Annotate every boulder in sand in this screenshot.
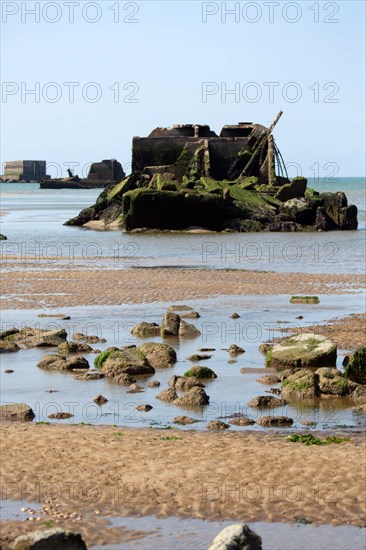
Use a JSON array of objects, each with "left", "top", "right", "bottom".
[
  {"left": 0, "top": 403, "right": 35, "bottom": 422},
  {"left": 208, "top": 523, "right": 262, "bottom": 550}
]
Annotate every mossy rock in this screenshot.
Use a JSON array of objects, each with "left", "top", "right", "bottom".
[
  {"left": 131, "top": 322, "right": 161, "bottom": 338},
  {"left": 184, "top": 366, "right": 217, "bottom": 379},
  {"left": 316, "top": 367, "right": 357, "bottom": 396},
  {"left": 107, "top": 176, "right": 135, "bottom": 201},
  {"left": 267, "top": 333, "right": 337, "bottom": 371},
  {"left": 290, "top": 296, "right": 320, "bottom": 304},
  {"left": 344, "top": 348, "right": 366, "bottom": 384},
  {"left": 282, "top": 369, "right": 320, "bottom": 400},
  {"left": 137, "top": 342, "right": 177, "bottom": 369},
  {"left": 94, "top": 348, "right": 118, "bottom": 369},
  {"left": 102, "top": 347, "right": 155, "bottom": 377}
]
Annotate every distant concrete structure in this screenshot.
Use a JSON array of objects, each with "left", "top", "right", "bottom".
[
  {"left": 3, "top": 160, "right": 47, "bottom": 182},
  {"left": 87, "top": 159, "right": 124, "bottom": 182}
]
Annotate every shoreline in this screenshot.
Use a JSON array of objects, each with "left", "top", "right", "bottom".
[{"left": 1, "top": 265, "right": 365, "bottom": 310}]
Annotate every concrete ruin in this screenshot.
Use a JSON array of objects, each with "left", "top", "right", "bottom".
[{"left": 65, "top": 116, "right": 358, "bottom": 232}]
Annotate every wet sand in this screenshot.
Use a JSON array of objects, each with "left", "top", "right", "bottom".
[
  {"left": 0, "top": 424, "right": 365, "bottom": 548},
  {"left": 1, "top": 263, "right": 365, "bottom": 309}
]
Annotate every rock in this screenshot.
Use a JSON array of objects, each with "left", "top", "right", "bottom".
[
  {"left": 316, "top": 367, "right": 357, "bottom": 396},
  {"left": 184, "top": 366, "right": 217, "bottom": 379},
  {"left": 282, "top": 369, "right": 320, "bottom": 400},
  {"left": 351, "top": 385, "right": 366, "bottom": 403},
  {"left": 266, "top": 333, "right": 337, "bottom": 371},
  {"left": 352, "top": 403, "right": 366, "bottom": 413},
  {"left": 10, "top": 327, "right": 68, "bottom": 349},
  {"left": 231, "top": 312, "right": 240, "bottom": 319},
  {"left": 37, "top": 354, "right": 90, "bottom": 371},
  {"left": 57, "top": 341, "right": 93, "bottom": 355},
  {"left": 296, "top": 315, "right": 304, "bottom": 320},
  {"left": 136, "top": 404, "right": 153, "bottom": 412},
  {"left": 94, "top": 394, "right": 108, "bottom": 405},
  {"left": 186, "top": 354, "right": 212, "bottom": 362},
  {"left": 101, "top": 348, "right": 155, "bottom": 377},
  {"left": 0, "top": 327, "right": 19, "bottom": 339},
  {"left": 256, "top": 416, "right": 293, "bottom": 427},
  {"left": 290, "top": 296, "right": 320, "bottom": 304},
  {"left": 247, "top": 395, "right": 286, "bottom": 408},
  {"left": 156, "top": 388, "right": 178, "bottom": 402},
  {"left": 147, "top": 380, "right": 161, "bottom": 388},
  {"left": 174, "top": 386, "right": 210, "bottom": 407},
  {"left": 128, "top": 383, "right": 144, "bottom": 392},
  {"left": 342, "top": 355, "right": 350, "bottom": 367},
  {"left": 256, "top": 374, "right": 281, "bottom": 385},
  {"left": 0, "top": 403, "right": 35, "bottom": 422},
  {"left": 113, "top": 373, "right": 137, "bottom": 385},
  {"left": 206, "top": 420, "right": 230, "bottom": 430},
  {"left": 74, "top": 371, "right": 104, "bottom": 381},
  {"left": 161, "top": 312, "right": 180, "bottom": 336},
  {"left": 12, "top": 528, "right": 87, "bottom": 550},
  {"left": 258, "top": 342, "right": 273, "bottom": 355},
  {"left": 208, "top": 523, "right": 262, "bottom": 550},
  {"left": 181, "top": 311, "right": 200, "bottom": 319},
  {"left": 0, "top": 234, "right": 7, "bottom": 240},
  {"left": 168, "top": 305, "right": 193, "bottom": 312},
  {"left": 48, "top": 412, "right": 74, "bottom": 419},
  {"left": 199, "top": 348, "right": 216, "bottom": 352},
  {"left": 228, "top": 360, "right": 236, "bottom": 364},
  {"left": 228, "top": 417, "right": 255, "bottom": 426},
  {"left": 228, "top": 344, "right": 245, "bottom": 355},
  {"left": 4, "top": 369, "right": 14, "bottom": 373},
  {"left": 169, "top": 375, "right": 205, "bottom": 391},
  {"left": 0, "top": 340, "right": 20, "bottom": 353},
  {"left": 138, "top": 342, "right": 177, "bottom": 368},
  {"left": 178, "top": 319, "right": 201, "bottom": 338},
  {"left": 275, "top": 177, "right": 307, "bottom": 202},
  {"left": 173, "top": 416, "right": 199, "bottom": 425},
  {"left": 131, "top": 322, "right": 161, "bottom": 338},
  {"left": 72, "top": 332, "right": 106, "bottom": 344},
  {"left": 300, "top": 420, "right": 317, "bottom": 426},
  {"left": 344, "top": 348, "right": 366, "bottom": 384}
]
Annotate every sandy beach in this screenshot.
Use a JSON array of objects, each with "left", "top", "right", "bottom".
[
  {"left": 0, "top": 423, "right": 365, "bottom": 548},
  {"left": 1, "top": 262, "right": 365, "bottom": 309}
]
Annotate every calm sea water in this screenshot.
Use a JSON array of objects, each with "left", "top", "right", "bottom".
[{"left": 0, "top": 178, "right": 365, "bottom": 274}]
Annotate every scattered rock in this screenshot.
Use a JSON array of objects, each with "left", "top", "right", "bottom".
[
  {"left": 94, "top": 394, "right": 108, "bottom": 405},
  {"left": 0, "top": 327, "right": 19, "bottom": 339},
  {"left": 316, "top": 367, "right": 356, "bottom": 396},
  {"left": 282, "top": 369, "right": 320, "bottom": 400},
  {"left": 72, "top": 332, "right": 106, "bottom": 344},
  {"left": 113, "top": 373, "right": 137, "bottom": 385},
  {"left": 344, "top": 348, "right": 366, "bottom": 384},
  {"left": 128, "top": 383, "right": 144, "bottom": 392},
  {"left": 266, "top": 333, "right": 337, "bottom": 371},
  {"left": 227, "top": 360, "right": 236, "bottom": 364},
  {"left": 37, "top": 355, "right": 90, "bottom": 371},
  {"left": 7, "top": 327, "right": 68, "bottom": 349},
  {"left": 228, "top": 344, "right": 245, "bottom": 355},
  {"left": 181, "top": 311, "right": 200, "bottom": 319},
  {"left": 247, "top": 395, "right": 286, "bottom": 408},
  {"left": 174, "top": 386, "right": 210, "bottom": 407},
  {"left": 57, "top": 341, "right": 93, "bottom": 355},
  {"left": 256, "top": 374, "right": 281, "bottom": 385},
  {"left": 169, "top": 375, "right": 205, "bottom": 391},
  {"left": 352, "top": 404, "right": 366, "bottom": 413},
  {"left": 4, "top": 369, "right": 14, "bottom": 373},
  {"left": 256, "top": 416, "right": 293, "bottom": 427},
  {"left": 290, "top": 296, "right": 320, "bottom": 304},
  {"left": 231, "top": 312, "right": 240, "bottom": 319},
  {"left": 136, "top": 404, "right": 153, "bottom": 412},
  {"left": 161, "top": 312, "right": 180, "bottom": 336},
  {"left": 48, "top": 412, "right": 74, "bottom": 419},
  {"left": 168, "top": 305, "right": 193, "bottom": 312},
  {"left": 100, "top": 348, "right": 155, "bottom": 377},
  {"left": 296, "top": 315, "right": 304, "bottom": 320},
  {"left": 184, "top": 366, "right": 217, "bottom": 379},
  {"left": 131, "top": 322, "right": 161, "bottom": 338},
  {"left": 0, "top": 234, "right": 7, "bottom": 240},
  {"left": 74, "top": 371, "right": 104, "bottom": 381},
  {"left": 186, "top": 354, "right": 212, "bottom": 362},
  {"left": 0, "top": 403, "right": 35, "bottom": 422},
  {"left": 300, "top": 420, "right": 317, "bottom": 426},
  {"left": 258, "top": 342, "right": 273, "bottom": 355},
  {"left": 199, "top": 348, "right": 216, "bottom": 352},
  {"left": 12, "top": 528, "right": 87, "bottom": 550},
  {"left": 206, "top": 420, "right": 230, "bottom": 430},
  {"left": 138, "top": 342, "right": 177, "bottom": 369},
  {"left": 178, "top": 319, "right": 201, "bottom": 338},
  {"left": 0, "top": 340, "right": 20, "bottom": 353},
  {"left": 156, "top": 388, "right": 178, "bottom": 402},
  {"left": 147, "top": 380, "right": 161, "bottom": 388},
  {"left": 208, "top": 523, "right": 262, "bottom": 550},
  {"left": 173, "top": 416, "right": 199, "bottom": 425},
  {"left": 228, "top": 417, "right": 255, "bottom": 426}
]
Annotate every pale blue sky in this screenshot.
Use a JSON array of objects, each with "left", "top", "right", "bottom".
[{"left": 1, "top": 0, "right": 365, "bottom": 177}]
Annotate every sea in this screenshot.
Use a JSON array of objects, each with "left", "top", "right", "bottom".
[{"left": 0, "top": 178, "right": 365, "bottom": 431}]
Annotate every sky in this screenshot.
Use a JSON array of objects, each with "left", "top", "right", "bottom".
[{"left": 1, "top": 0, "right": 365, "bottom": 178}]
